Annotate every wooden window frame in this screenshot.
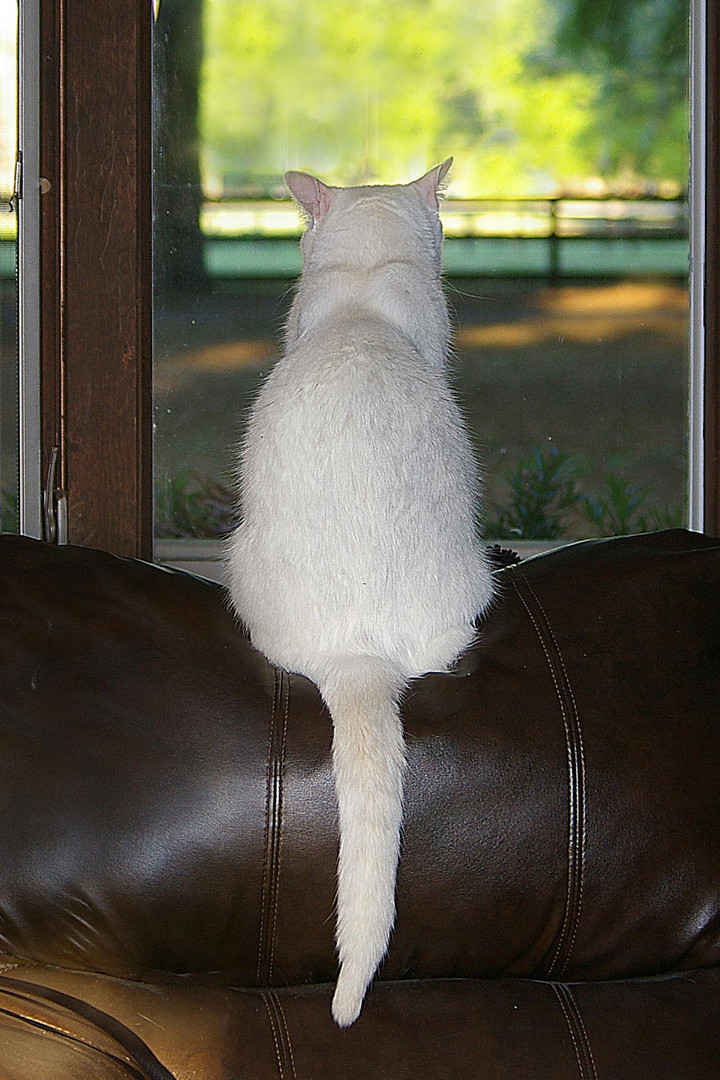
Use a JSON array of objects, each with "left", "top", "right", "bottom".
[
  {"left": 34, "top": 0, "right": 720, "bottom": 559},
  {"left": 39, "top": 0, "right": 152, "bottom": 558}
]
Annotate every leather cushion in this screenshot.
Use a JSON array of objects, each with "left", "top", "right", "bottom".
[
  {"left": 0, "top": 530, "right": 718, "bottom": 988},
  {"left": 3, "top": 964, "right": 720, "bottom": 1080}
]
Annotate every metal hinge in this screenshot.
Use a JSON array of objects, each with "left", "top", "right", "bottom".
[{"left": 43, "top": 447, "right": 68, "bottom": 545}]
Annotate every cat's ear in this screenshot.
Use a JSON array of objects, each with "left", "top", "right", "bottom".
[
  {"left": 285, "top": 171, "right": 334, "bottom": 226},
  {"left": 412, "top": 157, "right": 453, "bottom": 212}
]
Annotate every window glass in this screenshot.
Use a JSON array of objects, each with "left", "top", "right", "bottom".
[
  {"left": 153, "top": 0, "right": 689, "bottom": 551},
  {"left": 0, "top": 0, "right": 18, "bottom": 533}
]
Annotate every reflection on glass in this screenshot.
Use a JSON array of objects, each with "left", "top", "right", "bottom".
[
  {"left": 0, "top": 0, "right": 18, "bottom": 533},
  {"left": 153, "top": 0, "right": 689, "bottom": 546}
]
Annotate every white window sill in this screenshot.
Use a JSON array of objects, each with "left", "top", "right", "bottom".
[{"left": 153, "top": 538, "right": 569, "bottom": 585}]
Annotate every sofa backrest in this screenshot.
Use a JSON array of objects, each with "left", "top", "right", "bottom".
[{"left": 0, "top": 530, "right": 718, "bottom": 990}]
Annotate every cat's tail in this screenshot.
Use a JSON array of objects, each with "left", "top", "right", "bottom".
[{"left": 315, "top": 656, "right": 408, "bottom": 1028}]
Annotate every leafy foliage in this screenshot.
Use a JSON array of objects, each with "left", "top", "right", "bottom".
[
  {"left": 199, "top": 0, "right": 688, "bottom": 196},
  {"left": 486, "top": 446, "right": 581, "bottom": 540},
  {"left": 582, "top": 474, "right": 684, "bottom": 536},
  {"left": 549, "top": 0, "right": 690, "bottom": 184},
  {"left": 582, "top": 474, "right": 650, "bottom": 536},
  {"left": 554, "top": 0, "right": 688, "bottom": 74},
  {"left": 484, "top": 447, "right": 683, "bottom": 540}
]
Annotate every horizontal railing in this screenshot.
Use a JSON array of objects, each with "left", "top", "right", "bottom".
[
  {"left": 197, "top": 195, "right": 689, "bottom": 278},
  {"left": 200, "top": 194, "right": 688, "bottom": 240},
  {"left": 0, "top": 195, "right": 690, "bottom": 280}
]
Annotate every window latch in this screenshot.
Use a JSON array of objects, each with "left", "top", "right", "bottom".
[
  {"left": 8, "top": 151, "right": 22, "bottom": 214},
  {"left": 43, "top": 446, "right": 68, "bottom": 545}
]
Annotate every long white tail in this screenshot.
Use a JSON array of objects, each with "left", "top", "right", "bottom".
[{"left": 316, "top": 656, "right": 407, "bottom": 1028}]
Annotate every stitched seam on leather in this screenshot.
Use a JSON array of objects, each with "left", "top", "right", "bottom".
[
  {"left": 257, "top": 670, "right": 278, "bottom": 984},
  {"left": 261, "top": 991, "right": 287, "bottom": 1080},
  {"left": 268, "top": 683, "right": 290, "bottom": 981},
  {"left": 568, "top": 989, "right": 598, "bottom": 1080},
  {"left": 551, "top": 985, "right": 586, "bottom": 1079},
  {"left": 512, "top": 571, "right": 586, "bottom": 978},
  {"left": 525, "top": 577, "right": 587, "bottom": 977},
  {"left": 551, "top": 984, "right": 598, "bottom": 1080},
  {"left": 270, "top": 990, "right": 298, "bottom": 1080},
  {"left": 512, "top": 576, "right": 577, "bottom": 973},
  {"left": 257, "top": 669, "right": 288, "bottom": 984}
]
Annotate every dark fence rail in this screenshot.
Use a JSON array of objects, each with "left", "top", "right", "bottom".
[
  {"left": 200, "top": 194, "right": 688, "bottom": 239},
  {"left": 1, "top": 195, "right": 690, "bottom": 280},
  {"left": 198, "top": 195, "right": 689, "bottom": 279}
]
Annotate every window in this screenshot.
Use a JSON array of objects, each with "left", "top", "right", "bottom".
[
  {"left": 9, "top": 0, "right": 720, "bottom": 563},
  {"left": 153, "top": 0, "right": 696, "bottom": 574}
]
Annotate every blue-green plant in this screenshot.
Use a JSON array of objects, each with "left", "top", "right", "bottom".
[
  {"left": 485, "top": 449, "right": 684, "bottom": 542},
  {"left": 581, "top": 473, "right": 649, "bottom": 536},
  {"left": 485, "top": 446, "right": 581, "bottom": 540}
]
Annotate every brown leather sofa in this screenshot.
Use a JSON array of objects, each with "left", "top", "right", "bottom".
[{"left": 0, "top": 528, "right": 719, "bottom": 1079}]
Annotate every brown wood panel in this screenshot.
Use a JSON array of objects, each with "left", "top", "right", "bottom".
[
  {"left": 41, "top": 0, "right": 153, "bottom": 558},
  {"left": 39, "top": 0, "right": 61, "bottom": 496}
]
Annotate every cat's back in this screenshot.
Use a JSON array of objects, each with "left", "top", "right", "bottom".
[
  {"left": 241, "top": 179, "right": 466, "bottom": 532},
  {"left": 245, "top": 310, "right": 457, "bottom": 483}
]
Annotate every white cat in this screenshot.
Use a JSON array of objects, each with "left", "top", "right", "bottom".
[{"left": 226, "top": 160, "right": 494, "bottom": 1027}]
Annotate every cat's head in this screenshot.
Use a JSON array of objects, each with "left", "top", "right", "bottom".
[{"left": 284, "top": 160, "right": 453, "bottom": 272}]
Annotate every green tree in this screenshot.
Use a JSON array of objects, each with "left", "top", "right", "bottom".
[
  {"left": 201, "top": 0, "right": 606, "bottom": 194},
  {"left": 198, "top": 0, "right": 688, "bottom": 196},
  {"left": 547, "top": 0, "right": 689, "bottom": 185},
  {"left": 555, "top": 0, "right": 687, "bottom": 73}
]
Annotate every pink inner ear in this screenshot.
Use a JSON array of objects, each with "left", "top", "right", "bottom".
[
  {"left": 285, "top": 171, "right": 334, "bottom": 224},
  {"left": 412, "top": 157, "right": 453, "bottom": 211}
]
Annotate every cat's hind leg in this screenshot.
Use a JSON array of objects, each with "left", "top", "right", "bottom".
[{"left": 404, "top": 622, "right": 478, "bottom": 676}]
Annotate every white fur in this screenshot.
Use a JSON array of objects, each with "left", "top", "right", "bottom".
[{"left": 226, "top": 161, "right": 494, "bottom": 1027}]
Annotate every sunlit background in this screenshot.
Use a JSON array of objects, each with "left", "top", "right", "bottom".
[{"left": 196, "top": 0, "right": 687, "bottom": 198}]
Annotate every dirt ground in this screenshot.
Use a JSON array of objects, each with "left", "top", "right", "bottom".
[
  {"left": 1, "top": 274, "right": 689, "bottom": 539},
  {"left": 154, "top": 275, "right": 689, "bottom": 540}
]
